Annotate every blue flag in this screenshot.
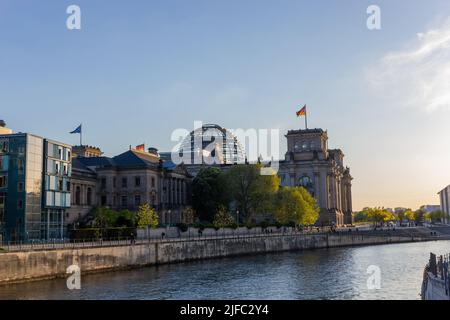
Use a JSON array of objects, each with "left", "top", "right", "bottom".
[{"left": 70, "top": 124, "right": 82, "bottom": 134}]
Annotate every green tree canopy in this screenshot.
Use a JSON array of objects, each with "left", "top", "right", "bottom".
[
  {"left": 226, "top": 164, "right": 279, "bottom": 223},
  {"left": 192, "top": 167, "right": 230, "bottom": 222},
  {"left": 362, "top": 207, "right": 395, "bottom": 225},
  {"left": 212, "top": 206, "right": 235, "bottom": 229},
  {"left": 136, "top": 203, "right": 159, "bottom": 229},
  {"left": 273, "top": 186, "right": 319, "bottom": 226}
]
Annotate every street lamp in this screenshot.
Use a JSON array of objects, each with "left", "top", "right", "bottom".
[
  {"left": 236, "top": 210, "right": 240, "bottom": 228},
  {"left": 168, "top": 210, "right": 172, "bottom": 227}
]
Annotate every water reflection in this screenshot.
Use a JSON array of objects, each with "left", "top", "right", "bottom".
[{"left": 0, "top": 240, "right": 449, "bottom": 300}]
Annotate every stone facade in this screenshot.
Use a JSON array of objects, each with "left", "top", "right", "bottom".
[
  {"left": 67, "top": 158, "right": 97, "bottom": 227},
  {"left": 279, "top": 129, "right": 353, "bottom": 226},
  {"left": 67, "top": 147, "right": 192, "bottom": 227}
]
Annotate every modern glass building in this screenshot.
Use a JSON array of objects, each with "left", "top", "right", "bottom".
[
  {"left": 0, "top": 133, "right": 71, "bottom": 242},
  {"left": 42, "top": 139, "right": 72, "bottom": 239}
]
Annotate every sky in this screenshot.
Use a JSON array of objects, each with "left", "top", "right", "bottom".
[{"left": 1, "top": 0, "right": 450, "bottom": 211}]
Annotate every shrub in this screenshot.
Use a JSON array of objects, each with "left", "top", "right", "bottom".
[
  {"left": 260, "top": 220, "right": 269, "bottom": 229},
  {"left": 194, "top": 222, "right": 206, "bottom": 231},
  {"left": 176, "top": 223, "right": 189, "bottom": 233},
  {"left": 285, "top": 221, "right": 296, "bottom": 228}
]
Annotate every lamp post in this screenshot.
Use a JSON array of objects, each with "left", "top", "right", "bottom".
[
  {"left": 236, "top": 210, "right": 240, "bottom": 228},
  {"left": 168, "top": 210, "right": 172, "bottom": 227}
]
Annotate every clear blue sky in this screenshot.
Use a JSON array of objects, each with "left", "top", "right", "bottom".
[{"left": 2, "top": 0, "right": 450, "bottom": 210}]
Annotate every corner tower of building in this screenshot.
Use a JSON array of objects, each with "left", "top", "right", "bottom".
[{"left": 279, "top": 128, "right": 353, "bottom": 226}]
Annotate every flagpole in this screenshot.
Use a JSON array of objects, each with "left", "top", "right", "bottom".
[
  {"left": 80, "top": 123, "right": 82, "bottom": 146},
  {"left": 305, "top": 108, "right": 308, "bottom": 129}
]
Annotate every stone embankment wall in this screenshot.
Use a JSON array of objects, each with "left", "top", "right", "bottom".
[{"left": 0, "top": 233, "right": 430, "bottom": 284}]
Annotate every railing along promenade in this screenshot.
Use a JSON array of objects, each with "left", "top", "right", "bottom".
[{"left": 0, "top": 227, "right": 444, "bottom": 253}]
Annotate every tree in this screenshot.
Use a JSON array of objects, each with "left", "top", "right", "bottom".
[
  {"left": 430, "top": 210, "right": 445, "bottom": 223},
  {"left": 226, "top": 164, "right": 279, "bottom": 223},
  {"left": 364, "top": 207, "right": 394, "bottom": 226},
  {"left": 354, "top": 209, "right": 372, "bottom": 222},
  {"left": 136, "top": 203, "right": 159, "bottom": 229},
  {"left": 212, "top": 206, "right": 235, "bottom": 229},
  {"left": 273, "top": 186, "right": 319, "bottom": 226},
  {"left": 404, "top": 209, "right": 415, "bottom": 222},
  {"left": 116, "top": 210, "right": 135, "bottom": 227},
  {"left": 414, "top": 209, "right": 425, "bottom": 224},
  {"left": 93, "top": 207, "right": 116, "bottom": 228},
  {"left": 192, "top": 167, "right": 230, "bottom": 222}
]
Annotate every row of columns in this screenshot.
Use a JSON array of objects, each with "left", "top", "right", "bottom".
[
  {"left": 164, "top": 177, "right": 187, "bottom": 205},
  {"left": 71, "top": 183, "right": 93, "bottom": 206}
]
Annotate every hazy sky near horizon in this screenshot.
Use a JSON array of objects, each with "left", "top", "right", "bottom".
[{"left": 1, "top": 0, "right": 450, "bottom": 211}]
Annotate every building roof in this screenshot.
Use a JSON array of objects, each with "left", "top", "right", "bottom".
[
  {"left": 112, "top": 150, "right": 160, "bottom": 168},
  {"left": 286, "top": 128, "right": 326, "bottom": 135},
  {"left": 76, "top": 156, "right": 115, "bottom": 167}
]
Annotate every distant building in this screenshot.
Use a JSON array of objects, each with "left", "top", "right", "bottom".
[
  {"left": 67, "top": 146, "right": 192, "bottom": 227},
  {"left": 166, "top": 124, "right": 354, "bottom": 226},
  {"left": 72, "top": 145, "right": 103, "bottom": 158},
  {"left": 438, "top": 186, "right": 450, "bottom": 224},
  {"left": 161, "top": 123, "right": 246, "bottom": 177},
  {"left": 279, "top": 129, "right": 353, "bottom": 226},
  {"left": 0, "top": 133, "right": 72, "bottom": 242},
  {"left": 0, "top": 120, "right": 12, "bottom": 135},
  {"left": 419, "top": 205, "right": 441, "bottom": 213}
]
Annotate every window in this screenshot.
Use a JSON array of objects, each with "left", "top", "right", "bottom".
[
  {"left": 0, "top": 141, "right": 8, "bottom": 153},
  {"left": 58, "top": 179, "right": 63, "bottom": 191},
  {"left": 101, "top": 178, "right": 107, "bottom": 189},
  {"left": 55, "top": 162, "right": 59, "bottom": 175},
  {"left": 87, "top": 188, "right": 92, "bottom": 206},
  {"left": 122, "top": 177, "right": 127, "bottom": 188},
  {"left": 151, "top": 193, "right": 156, "bottom": 205},
  {"left": 63, "top": 164, "right": 68, "bottom": 175},
  {"left": 0, "top": 176, "right": 7, "bottom": 188},
  {"left": 121, "top": 195, "right": 127, "bottom": 208},
  {"left": 151, "top": 177, "right": 155, "bottom": 188},
  {"left": 135, "top": 176, "right": 141, "bottom": 187},
  {"left": 101, "top": 195, "right": 107, "bottom": 206},
  {"left": 298, "top": 176, "right": 314, "bottom": 196},
  {"left": 66, "top": 181, "right": 71, "bottom": 192},
  {"left": 0, "top": 193, "right": 5, "bottom": 208},
  {"left": 18, "top": 182, "right": 24, "bottom": 192},
  {"left": 298, "top": 176, "right": 313, "bottom": 188},
  {"left": 113, "top": 177, "right": 116, "bottom": 188},
  {"left": 68, "top": 151, "right": 71, "bottom": 160},
  {"left": 58, "top": 148, "right": 62, "bottom": 160},
  {"left": 135, "top": 195, "right": 141, "bottom": 206},
  {"left": 17, "top": 199, "right": 23, "bottom": 210},
  {"left": 75, "top": 186, "right": 81, "bottom": 205},
  {"left": 17, "top": 159, "right": 24, "bottom": 173}
]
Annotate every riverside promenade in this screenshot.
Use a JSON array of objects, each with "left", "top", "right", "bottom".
[{"left": 0, "top": 227, "right": 446, "bottom": 285}]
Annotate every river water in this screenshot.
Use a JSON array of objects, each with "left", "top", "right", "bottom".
[{"left": 1, "top": 240, "right": 449, "bottom": 300}]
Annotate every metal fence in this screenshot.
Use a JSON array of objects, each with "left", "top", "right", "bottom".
[{"left": 0, "top": 226, "right": 441, "bottom": 253}]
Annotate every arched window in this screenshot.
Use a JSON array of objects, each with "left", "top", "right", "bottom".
[
  {"left": 75, "top": 186, "right": 81, "bottom": 205},
  {"left": 87, "top": 187, "right": 92, "bottom": 206},
  {"left": 298, "top": 176, "right": 315, "bottom": 196}
]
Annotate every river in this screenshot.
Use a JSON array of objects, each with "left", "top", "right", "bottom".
[{"left": 1, "top": 240, "right": 449, "bottom": 300}]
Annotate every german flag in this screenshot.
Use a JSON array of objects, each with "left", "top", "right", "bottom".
[
  {"left": 296, "top": 105, "right": 306, "bottom": 117},
  {"left": 135, "top": 144, "right": 145, "bottom": 151}
]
